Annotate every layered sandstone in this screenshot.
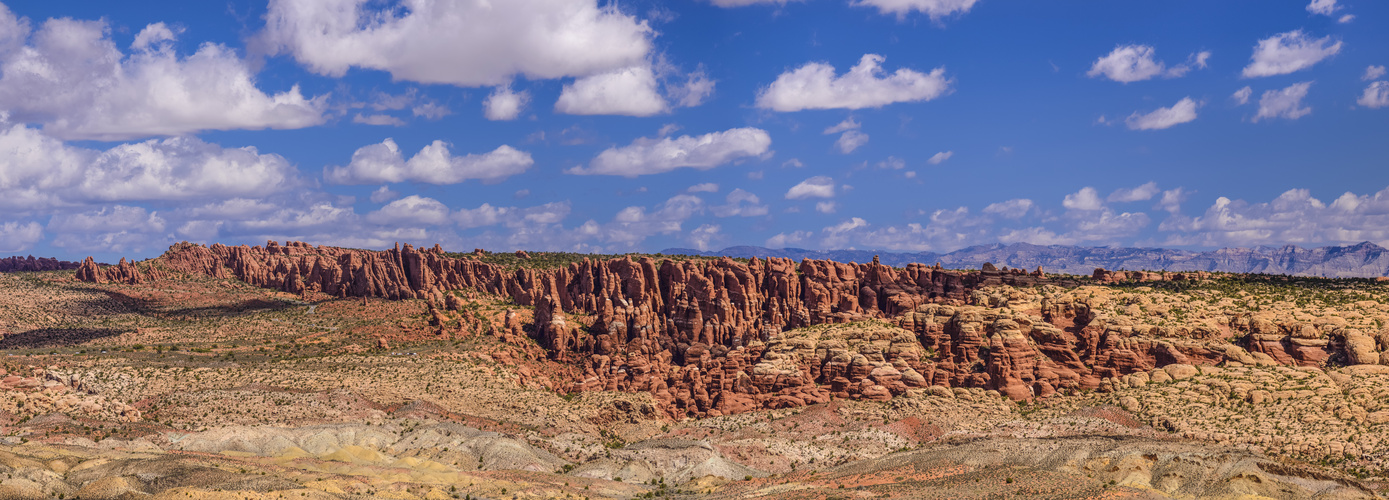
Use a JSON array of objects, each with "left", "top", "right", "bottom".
[
  {"left": 0, "top": 255, "right": 83, "bottom": 273},
  {"left": 72, "top": 241, "right": 1343, "bottom": 418}
]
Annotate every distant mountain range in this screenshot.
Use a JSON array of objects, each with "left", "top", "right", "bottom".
[{"left": 661, "top": 242, "right": 1389, "bottom": 278}]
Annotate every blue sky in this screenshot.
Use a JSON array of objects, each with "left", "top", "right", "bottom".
[{"left": 0, "top": 0, "right": 1387, "bottom": 262}]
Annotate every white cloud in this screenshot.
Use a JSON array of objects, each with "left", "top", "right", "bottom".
[
  {"left": 367, "top": 195, "right": 451, "bottom": 226},
  {"left": 1232, "top": 86, "right": 1253, "bottom": 105},
  {"left": 1126, "top": 97, "right": 1199, "bottom": 130},
  {"left": 131, "top": 22, "right": 179, "bottom": 51},
  {"left": 0, "top": 221, "right": 42, "bottom": 252},
  {"left": 1155, "top": 187, "right": 1189, "bottom": 214},
  {"left": 851, "top": 0, "right": 979, "bottom": 19},
  {"left": 1360, "top": 81, "right": 1389, "bottom": 109},
  {"left": 688, "top": 224, "right": 722, "bottom": 251},
  {"left": 815, "top": 201, "right": 837, "bottom": 214},
  {"left": 451, "top": 201, "right": 571, "bottom": 230},
  {"left": 1254, "top": 82, "right": 1313, "bottom": 122},
  {"left": 1363, "top": 65, "right": 1387, "bottom": 81},
  {"left": 369, "top": 186, "right": 399, "bottom": 204},
  {"left": 0, "top": 124, "right": 298, "bottom": 210},
  {"left": 834, "top": 130, "right": 869, "bottom": 154},
  {"left": 555, "top": 65, "right": 668, "bottom": 116},
  {"left": 1159, "top": 187, "right": 1389, "bottom": 248},
  {"left": 604, "top": 195, "right": 705, "bottom": 247},
  {"left": 484, "top": 86, "right": 530, "bottom": 121},
  {"left": 352, "top": 114, "right": 405, "bottom": 126},
  {"left": 412, "top": 102, "right": 451, "bottom": 120},
  {"left": 982, "top": 198, "right": 1033, "bottom": 219},
  {"left": 325, "top": 138, "right": 534, "bottom": 185},
  {"left": 1241, "top": 30, "right": 1341, "bottom": 78},
  {"left": 766, "top": 230, "right": 811, "bottom": 248},
  {"left": 670, "top": 69, "right": 716, "bottom": 108},
  {"left": 786, "top": 176, "right": 835, "bottom": 199},
  {"left": 823, "top": 118, "right": 861, "bottom": 134},
  {"left": 48, "top": 205, "right": 168, "bottom": 253},
  {"left": 927, "top": 151, "right": 953, "bottom": 165},
  {"left": 756, "top": 54, "right": 951, "bottom": 111},
  {"left": 712, "top": 189, "right": 769, "bottom": 217},
  {"left": 0, "top": 9, "right": 325, "bottom": 140},
  {"left": 1339, "top": 14, "right": 1354, "bottom": 23},
  {"left": 258, "top": 0, "right": 652, "bottom": 87},
  {"left": 876, "top": 156, "right": 906, "bottom": 170},
  {"left": 709, "top": 0, "right": 803, "bottom": 6},
  {"left": 569, "top": 127, "right": 771, "bottom": 176},
  {"left": 1086, "top": 45, "right": 1209, "bottom": 83},
  {"left": 1306, "top": 0, "right": 1339, "bottom": 16},
  {"left": 688, "top": 183, "right": 720, "bottom": 193},
  {"left": 782, "top": 158, "right": 804, "bottom": 168},
  {"left": 1063, "top": 187, "right": 1103, "bottom": 211},
  {"left": 1108, "top": 182, "right": 1160, "bottom": 203}
]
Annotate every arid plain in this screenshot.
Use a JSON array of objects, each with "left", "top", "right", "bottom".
[{"left": 0, "top": 241, "right": 1387, "bottom": 499}]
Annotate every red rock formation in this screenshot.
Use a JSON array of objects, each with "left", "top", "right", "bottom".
[
  {"left": 68, "top": 242, "right": 1319, "bottom": 417},
  {"left": 0, "top": 256, "right": 83, "bottom": 273},
  {"left": 75, "top": 256, "right": 169, "bottom": 284},
  {"left": 1092, "top": 268, "right": 1210, "bottom": 283}
]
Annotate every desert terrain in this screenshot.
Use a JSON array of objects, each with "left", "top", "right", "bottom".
[{"left": 0, "top": 241, "right": 1386, "bottom": 499}]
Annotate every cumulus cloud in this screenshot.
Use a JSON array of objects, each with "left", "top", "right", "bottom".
[
  {"left": 1364, "top": 66, "right": 1387, "bottom": 81},
  {"left": 851, "top": 0, "right": 979, "bottom": 19},
  {"left": 353, "top": 114, "right": 405, "bottom": 126},
  {"left": 1087, "top": 45, "right": 1210, "bottom": 83},
  {"left": 454, "top": 201, "right": 571, "bottom": 229},
  {"left": 712, "top": 189, "right": 768, "bottom": 217},
  {"left": 709, "top": 0, "right": 802, "bottom": 6},
  {"left": 0, "top": 7, "right": 324, "bottom": 140},
  {"left": 0, "top": 221, "right": 42, "bottom": 252},
  {"left": 982, "top": 198, "right": 1033, "bottom": 219},
  {"left": 756, "top": 54, "right": 951, "bottom": 111},
  {"left": 688, "top": 224, "right": 722, "bottom": 251},
  {"left": 1241, "top": 30, "right": 1341, "bottom": 78},
  {"left": 786, "top": 176, "right": 835, "bottom": 199},
  {"left": 370, "top": 186, "right": 400, "bottom": 204},
  {"left": 325, "top": 138, "right": 534, "bottom": 185},
  {"left": 1254, "top": 82, "right": 1313, "bottom": 122},
  {"left": 1063, "top": 187, "right": 1103, "bottom": 211},
  {"left": 815, "top": 201, "right": 838, "bottom": 214},
  {"left": 1159, "top": 187, "right": 1389, "bottom": 247},
  {"left": 688, "top": 183, "right": 720, "bottom": 193},
  {"left": 927, "top": 151, "right": 953, "bottom": 165},
  {"left": 569, "top": 127, "right": 771, "bottom": 176},
  {"left": 48, "top": 205, "right": 168, "bottom": 253},
  {"left": 484, "top": 86, "right": 530, "bottom": 121},
  {"left": 0, "top": 124, "right": 299, "bottom": 210},
  {"left": 1232, "top": 86, "right": 1253, "bottom": 105},
  {"left": 367, "top": 195, "right": 451, "bottom": 225},
  {"left": 1359, "top": 81, "right": 1389, "bottom": 109},
  {"left": 1108, "top": 182, "right": 1160, "bottom": 203},
  {"left": 1126, "top": 97, "right": 1199, "bottom": 130},
  {"left": 554, "top": 65, "right": 669, "bottom": 116},
  {"left": 670, "top": 69, "right": 716, "bottom": 108},
  {"left": 1155, "top": 187, "right": 1189, "bottom": 214},
  {"left": 823, "top": 118, "right": 861, "bottom": 135},
  {"left": 1306, "top": 0, "right": 1339, "bottom": 16},
  {"left": 834, "top": 130, "right": 869, "bottom": 154},
  {"left": 821, "top": 118, "right": 867, "bottom": 154},
  {"left": 258, "top": 0, "right": 652, "bottom": 87},
  {"left": 605, "top": 195, "right": 705, "bottom": 247}
]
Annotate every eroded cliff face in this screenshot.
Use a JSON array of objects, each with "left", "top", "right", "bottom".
[
  {"left": 75, "top": 241, "right": 1373, "bottom": 418},
  {"left": 0, "top": 256, "right": 83, "bottom": 273}
]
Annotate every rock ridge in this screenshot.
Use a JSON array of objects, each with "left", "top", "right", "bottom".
[{"left": 73, "top": 241, "right": 1315, "bottom": 418}]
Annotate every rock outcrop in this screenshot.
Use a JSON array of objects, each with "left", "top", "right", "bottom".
[
  {"left": 69, "top": 241, "right": 1348, "bottom": 417},
  {"left": 0, "top": 255, "right": 84, "bottom": 273}
]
